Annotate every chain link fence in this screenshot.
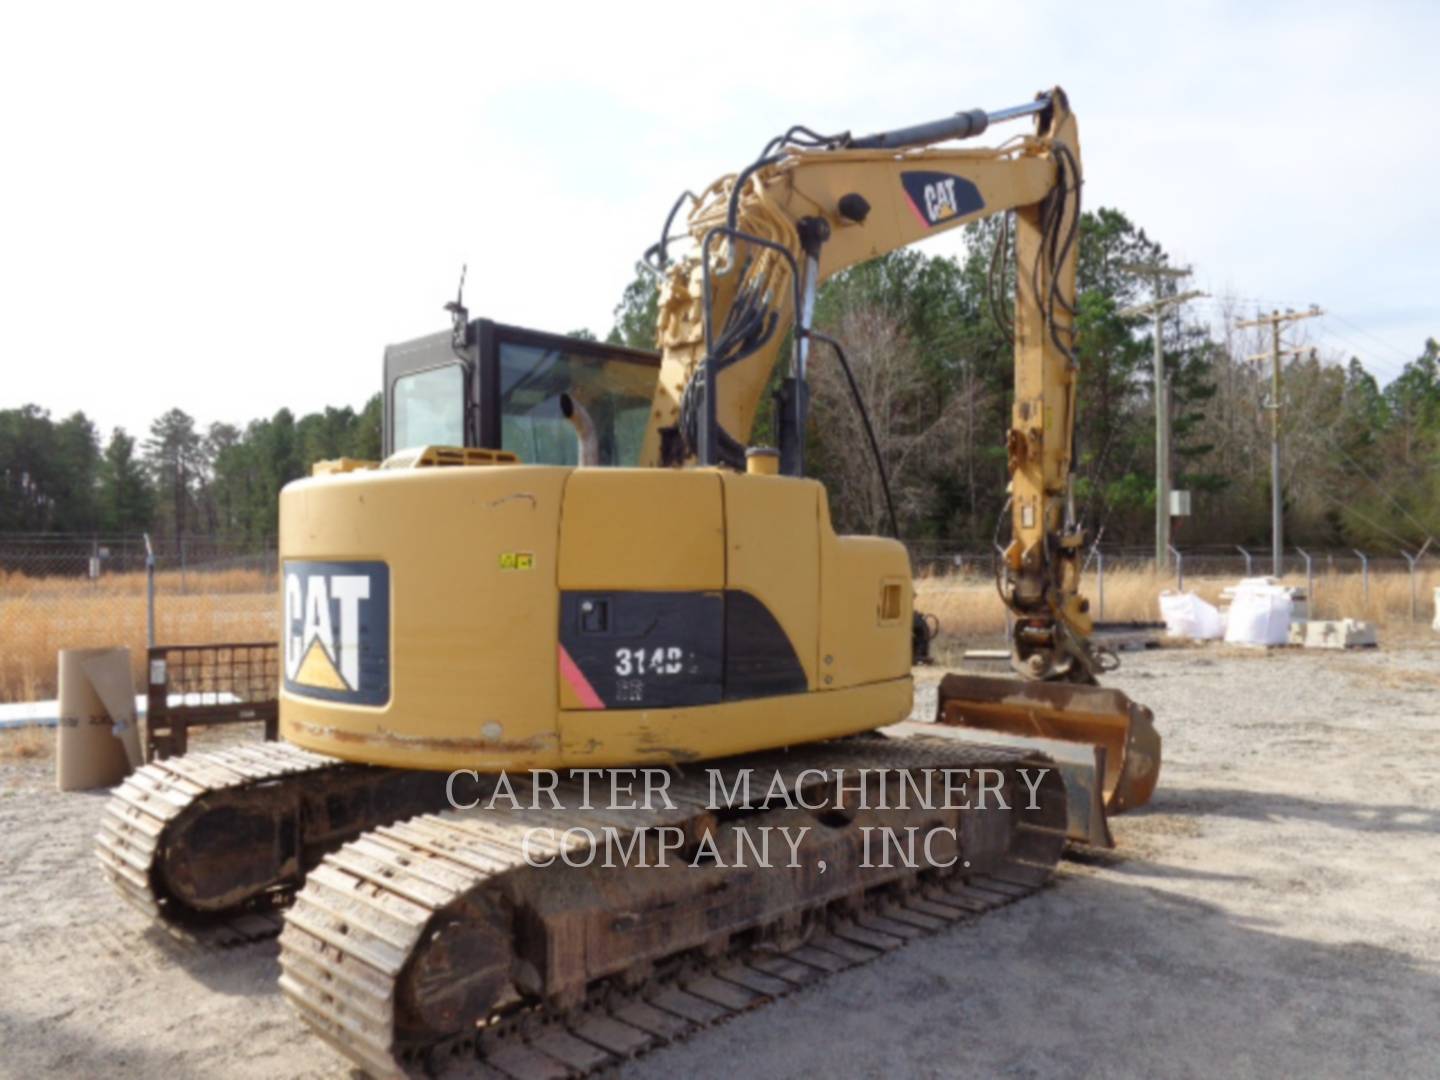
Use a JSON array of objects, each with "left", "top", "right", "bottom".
[
  {"left": 2, "top": 533, "right": 1435, "bottom": 704},
  {"left": 0, "top": 533, "right": 278, "bottom": 703},
  {"left": 910, "top": 541, "right": 1438, "bottom": 641}
]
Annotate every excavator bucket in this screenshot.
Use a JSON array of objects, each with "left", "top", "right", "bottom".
[{"left": 932, "top": 673, "right": 1161, "bottom": 843}]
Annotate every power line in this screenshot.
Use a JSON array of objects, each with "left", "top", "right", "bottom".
[
  {"left": 1315, "top": 321, "right": 1410, "bottom": 381},
  {"left": 1118, "top": 265, "right": 1206, "bottom": 570},
  {"left": 1333, "top": 443, "right": 1436, "bottom": 545},
  {"left": 1271, "top": 307, "right": 1415, "bottom": 372},
  {"left": 1326, "top": 311, "right": 1421, "bottom": 366},
  {"left": 1190, "top": 295, "right": 1418, "bottom": 348},
  {"left": 1204, "top": 300, "right": 1432, "bottom": 550},
  {"left": 1191, "top": 300, "right": 1408, "bottom": 383},
  {"left": 1314, "top": 487, "right": 1426, "bottom": 552},
  {"left": 1236, "top": 306, "right": 1323, "bottom": 576},
  {"left": 1159, "top": 287, "right": 1425, "bottom": 400},
  {"left": 1314, "top": 315, "right": 1409, "bottom": 365}
]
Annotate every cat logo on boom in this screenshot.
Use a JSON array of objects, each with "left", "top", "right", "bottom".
[
  {"left": 283, "top": 560, "right": 390, "bottom": 705},
  {"left": 900, "top": 169, "right": 985, "bottom": 228}
]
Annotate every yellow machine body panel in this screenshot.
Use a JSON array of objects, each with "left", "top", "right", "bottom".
[
  {"left": 557, "top": 469, "right": 724, "bottom": 591},
  {"left": 554, "top": 680, "right": 910, "bottom": 767},
  {"left": 719, "top": 471, "right": 821, "bottom": 689},
  {"left": 279, "top": 464, "right": 911, "bottom": 771},
  {"left": 280, "top": 465, "right": 568, "bottom": 770},
  {"left": 819, "top": 506, "right": 914, "bottom": 691}
]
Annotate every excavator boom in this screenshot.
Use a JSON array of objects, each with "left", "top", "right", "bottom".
[
  {"left": 629, "top": 87, "right": 1158, "bottom": 826},
  {"left": 640, "top": 88, "right": 1094, "bottom": 682}
]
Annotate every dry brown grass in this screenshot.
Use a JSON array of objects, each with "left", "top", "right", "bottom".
[
  {"left": 0, "top": 570, "right": 277, "bottom": 703},
  {"left": 0, "top": 725, "right": 53, "bottom": 761},
  {"left": 2, "top": 565, "right": 1435, "bottom": 703},
  {"left": 916, "top": 565, "right": 1440, "bottom": 644},
  {"left": 0, "top": 566, "right": 272, "bottom": 598}
]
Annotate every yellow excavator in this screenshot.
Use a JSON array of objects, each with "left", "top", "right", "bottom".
[{"left": 97, "top": 87, "right": 1159, "bottom": 1076}]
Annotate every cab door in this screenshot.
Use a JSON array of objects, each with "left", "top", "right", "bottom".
[{"left": 382, "top": 329, "right": 476, "bottom": 456}]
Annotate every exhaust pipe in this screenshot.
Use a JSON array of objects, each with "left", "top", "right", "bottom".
[{"left": 559, "top": 393, "right": 600, "bottom": 467}]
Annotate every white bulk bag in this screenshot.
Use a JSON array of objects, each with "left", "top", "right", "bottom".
[
  {"left": 1224, "top": 582, "right": 1293, "bottom": 646},
  {"left": 1159, "top": 591, "right": 1225, "bottom": 640}
]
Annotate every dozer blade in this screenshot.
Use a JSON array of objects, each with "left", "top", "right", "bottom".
[{"left": 934, "top": 672, "right": 1161, "bottom": 820}]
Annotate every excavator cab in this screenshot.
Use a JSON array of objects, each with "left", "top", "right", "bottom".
[{"left": 382, "top": 319, "right": 661, "bottom": 464}]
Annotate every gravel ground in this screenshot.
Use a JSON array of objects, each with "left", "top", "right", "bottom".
[{"left": 2, "top": 644, "right": 1438, "bottom": 1079}]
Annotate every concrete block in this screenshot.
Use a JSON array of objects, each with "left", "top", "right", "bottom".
[{"left": 1302, "top": 619, "right": 1378, "bottom": 649}]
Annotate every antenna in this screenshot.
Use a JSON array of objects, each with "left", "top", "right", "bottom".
[{"left": 445, "top": 264, "right": 469, "bottom": 350}]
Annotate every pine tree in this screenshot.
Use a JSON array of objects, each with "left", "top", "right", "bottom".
[
  {"left": 143, "top": 409, "right": 206, "bottom": 538},
  {"left": 98, "top": 429, "right": 154, "bottom": 533}
]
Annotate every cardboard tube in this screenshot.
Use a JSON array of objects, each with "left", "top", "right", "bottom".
[
  {"left": 56, "top": 647, "right": 137, "bottom": 791},
  {"left": 81, "top": 648, "right": 143, "bottom": 768}
]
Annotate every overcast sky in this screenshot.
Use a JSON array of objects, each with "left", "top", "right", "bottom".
[{"left": 2, "top": 1, "right": 1435, "bottom": 442}]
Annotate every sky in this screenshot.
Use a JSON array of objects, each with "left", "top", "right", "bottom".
[{"left": 2, "top": 0, "right": 1435, "bottom": 443}]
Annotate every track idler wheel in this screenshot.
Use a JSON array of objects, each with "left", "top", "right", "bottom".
[{"left": 397, "top": 891, "right": 517, "bottom": 1044}]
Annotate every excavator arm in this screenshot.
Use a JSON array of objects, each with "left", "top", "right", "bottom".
[
  {"left": 640, "top": 88, "right": 1095, "bottom": 683},
  {"left": 636, "top": 88, "right": 1159, "bottom": 822}
]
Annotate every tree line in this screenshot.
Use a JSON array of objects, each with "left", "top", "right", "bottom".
[
  {"left": 3, "top": 202, "right": 1436, "bottom": 554},
  {"left": 0, "top": 398, "right": 380, "bottom": 544},
  {"left": 604, "top": 206, "right": 1439, "bottom": 554}
]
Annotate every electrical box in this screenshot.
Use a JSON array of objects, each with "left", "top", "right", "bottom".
[{"left": 1169, "top": 490, "right": 1192, "bottom": 517}]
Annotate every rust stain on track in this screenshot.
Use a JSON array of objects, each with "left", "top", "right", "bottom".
[
  {"left": 95, "top": 742, "right": 459, "bottom": 942},
  {"left": 278, "top": 736, "right": 1068, "bottom": 1078}
]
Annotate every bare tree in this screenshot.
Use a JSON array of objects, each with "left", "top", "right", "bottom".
[
  {"left": 1190, "top": 293, "right": 1349, "bottom": 543},
  {"left": 809, "top": 306, "right": 986, "bottom": 537}
]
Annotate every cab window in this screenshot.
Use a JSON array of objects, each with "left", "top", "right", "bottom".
[
  {"left": 393, "top": 364, "right": 464, "bottom": 450},
  {"left": 499, "top": 343, "right": 654, "bottom": 466}
]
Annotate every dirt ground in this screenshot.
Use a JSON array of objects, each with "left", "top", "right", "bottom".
[{"left": 2, "top": 644, "right": 1438, "bottom": 1079}]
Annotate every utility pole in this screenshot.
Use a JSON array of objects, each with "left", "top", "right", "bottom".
[
  {"left": 1236, "top": 306, "right": 1323, "bottom": 577},
  {"left": 1120, "top": 266, "right": 1206, "bottom": 570}
]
